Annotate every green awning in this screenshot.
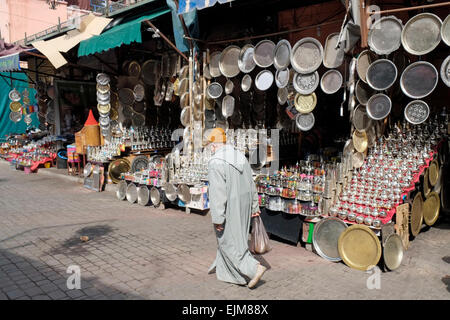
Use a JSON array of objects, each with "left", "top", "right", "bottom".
[{"left": 78, "top": 8, "right": 171, "bottom": 57}]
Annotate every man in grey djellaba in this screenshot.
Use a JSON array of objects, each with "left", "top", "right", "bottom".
[{"left": 206, "top": 128, "right": 267, "bottom": 288}]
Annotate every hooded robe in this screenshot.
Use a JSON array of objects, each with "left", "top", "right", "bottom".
[{"left": 207, "top": 145, "right": 260, "bottom": 285}]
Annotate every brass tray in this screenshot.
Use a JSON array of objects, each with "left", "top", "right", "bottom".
[
  {"left": 428, "top": 159, "right": 439, "bottom": 186},
  {"left": 383, "top": 233, "right": 404, "bottom": 271},
  {"left": 410, "top": 192, "right": 423, "bottom": 237},
  {"left": 338, "top": 224, "right": 382, "bottom": 271},
  {"left": 423, "top": 168, "right": 431, "bottom": 198},
  {"left": 423, "top": 191, "right": 440, "bottom": 226},
  {"left": 294, "top": 92, "right": 317, "bottom": 114},
  {"left": 352, "top": 130, "right": 368, "bottom": 153},
  {"left": 9, "top": 101, "right": 22, "bottom": 113}
]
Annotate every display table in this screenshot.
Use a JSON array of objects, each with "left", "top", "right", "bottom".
[{"left": 260, "top": 207, "right": 303, "bottom": 245}]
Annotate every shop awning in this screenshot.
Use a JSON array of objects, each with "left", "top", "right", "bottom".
[
  {"left": 177, "top": 0, "right": 234, "bottom": 14},
  {"left": 78, "top": 8, "right": 171, "bottom": 57},
  {"left": 0, "top": 40, "right": 34, "bottom": 72}
]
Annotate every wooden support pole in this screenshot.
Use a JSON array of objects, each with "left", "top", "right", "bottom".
[{"left": 144, "top": 20, "right": 188, "bottom": 62}]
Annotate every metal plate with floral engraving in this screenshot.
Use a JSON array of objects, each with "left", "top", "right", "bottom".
[
  {"left": 404, "top": 100, "right": 430, "bottom": 125},
  {"left": 293, "top": 71, "right": 319, "bottom": 94}
]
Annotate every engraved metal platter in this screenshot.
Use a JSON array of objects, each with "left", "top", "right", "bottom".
[
  {"left": 291, "top": 37, "right": 323, "bottom": 74},
  {"left": 400, "top": 61, "right": 438, "bottom": 99},
  {"left": 255, "top": 69, "right": 274, "bottom": 91},
  {"left": 206, "top": 82, "right": 223, "bottom": 99},
  {"left": 368, "top": 15, "right": 403, "bottom": 55},
  {"left": 338, "top": 224, "right": 382, "bottom": 271},
  {"left": 323, "top": 32, "right": 344, "bottom": 69},
  {"left": 423, "top": 191, "right": 440, "bottom": 226},
  {"left": 442, "top": 14, "right": 450, "bottom": 46},
  {"left": 9, "top": 101, "right": 22, "bottom": 113},
  {"left": 96, "top": 73, "right": 110, "bottom": 85},
  {"left": 294, "top": 92, "right": 317, "bottom": 113},
  {"left": 401, "top": 13, "right": 442, "bottom": 55},
  {"left": 366, "top": 59, "right": 397, "bottom": 91},
  {"left": 313, "top": 217, "right": 348, "bottom": 262},
  {"left": 404, "top": 100, "right": 430, "bottom": 125},
  {"left": 320, "top": 69, "right": 343, "bottom": 94},
  {"left": 367, "top": 93, "right": 392, "bottom": 120},
  {"left": 355, "top": 80, "right": 375, "bottom": 105},
  {"left": 219, "top": 45, "right": 241, "bottom": 78},
  {"left": 238, "top": 44, "right": 256, "bottom": 73},
  {"left": 293, "top": 71, "right": 319, "bottom": 95},
  {"left": 253, "top": 39, "right": 275, "bottom": 68},
  {"left": 273, "top": 39, "right": 291, "bottom": 70},
  {"left": 295, "top": 112, "right": 315, "bottom": 131},
  {"left": 410, "top": 192, "right": 423, "bottom": 237},
  {"left": 8, "top": 89, "right": 21, "bottom": 102},
  {"left": 353, "top": 104, "right": 373, "bottom": 132},
  {"left": 275, "top": 68, "right": 290, "bottom": 88},
  {"left": 440, "top": 55, "right": 450, "bottom": 87},
  {"left": 209, "top": 51, "right": 222, "bottom": 78}
]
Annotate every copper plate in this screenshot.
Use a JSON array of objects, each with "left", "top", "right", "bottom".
[
  {"left": 352, "top": 130, "right": 368, "bottom": 153},
  {"left": 428, "top": 159, "right": 439, "bottom": 186},
  {"left": 338, "top": 224, "right": 382, "bottom": 271},
  {"left": 423, "top": 191, "right": 440, "bottom": 226},
  {"left": 313, "top": 217, "right": 348, "bottom": 262},
  {"left": 294, "top": 92, "right": 317, "bottom": 114},
  {"left": 383, "top": 233, "right": 403, "bottom": 271},
  {"left": 410, "top": 192, "right": 423, "bottom": 236}
]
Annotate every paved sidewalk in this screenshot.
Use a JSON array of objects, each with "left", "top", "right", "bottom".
[{"left": 0, "top": 161, "right": 449, "bottom": 300}]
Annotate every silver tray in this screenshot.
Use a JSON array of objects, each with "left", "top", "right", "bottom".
[
  {"left": 219, "top": 45, "right": 241, "bottom": 78},
  {"left": 291, "top": 37, "right": 323, "bottom": 74},
  {"left": 180, "top": 106, "right": 191, "bottom": 127},
  {"left": 356, "top": 50, "right": 377, "bottom": 84},
  {"left": 137, "top": 186, "right": 150, "bottom": 206},
  {"left": 293, "top": 71, "right": 319, "bottom": 95},
  {"left": 366, "top": 59, "right": 397, "bottom": 91},
  {"left": 367, "top": 93, "right": 392, "bottom": 120},
  {"left": 126, "top": 183, "right": 138, "bottom": 204},
  {"left": 401, "top": 13, "right": 442, "bottom": 55},
  {"left": 320, "top": 69, "right": 343, "bottom": 94},
  {"left": 441, "top": 55, "right": 450, "bottom": 87},
  {"left": 404, "top": 100, "right": 430, "bottom": 125},
  {"left": 222, "top": 95, "right": 235, "bottom": 118},
  {"left": 277, "top": 87, "right": 288, "bottom": 105},
  {"left": 209, "top": 51, "right": 222, "bottom": 78},
  {"left": 116, "top": 180, "right": 127, "bottom": 200},
  {"left": 253, "top": 39, "right": 275, "bottom": 68},
  {"left": 9, "top": 111, "right": 22, "bottom": 123},
  {"left": 355, "top": 79, "right": 375, "bottom": 105},
  {"left": 323, "top": 33, "right": 344, "bottom": 69},
  {"left": 275, "top": 68, "right": 289, "bottom": 88},
  {"left": 150, "top": 187, "right": 161, "bottom": 206},
  {"left": 442, "top": 14, "right": 450, "bottom": 46},
  {"left": 8, "top": 89, "right": 21, "bottom": 102},
  {"left": 206, "top": 82, "right": 223, "bottom": 99},
  {"left": 238, "top": 44, "right": 256, "bottom": 73},
  {"left": 241, "top": 74, "right": 252, "bottom": 92},
  {"left": 295, "top": 112, "right": 315, "bottom": 131},
  {"left": 368, "top": 15, "right": 403, "bottom": 55},
  {"left": 352, "top": 104, "right": 373, "bottom": 132},
  {"left": 255, "top": 70, "right": 274, "bottom": 91},
  {"left": 313, "top": 217, "right": 348, "bottom": 262},
  {"left": 273, "top": 39, "right": 291, "bottom": 70},
  {"left": 400, "top": 61, "right": 438, "bottom": 99}
]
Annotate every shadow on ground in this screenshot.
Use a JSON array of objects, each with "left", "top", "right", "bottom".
[{"left": 0, "top": 249, "right": 142, "bottom": 300}]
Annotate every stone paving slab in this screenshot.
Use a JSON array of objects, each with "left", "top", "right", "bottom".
[{"left": 0, "top": 161, "right": 449, "bottom": 300}]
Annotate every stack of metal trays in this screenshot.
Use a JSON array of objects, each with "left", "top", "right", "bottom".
[{"left": 96, "top": 73, "right": 111, "bottom": 137}]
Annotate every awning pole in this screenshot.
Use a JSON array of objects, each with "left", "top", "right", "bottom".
[
  {"left": 368, "top": 1, "right": 450, "bottom": 15},
  {"left": 144, "top": 20, "right": 188, "bottom": 62}
]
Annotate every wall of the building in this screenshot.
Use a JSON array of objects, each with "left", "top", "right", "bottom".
[{"left": 0, "top": 0, "right": 69, "bottom": 43}]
